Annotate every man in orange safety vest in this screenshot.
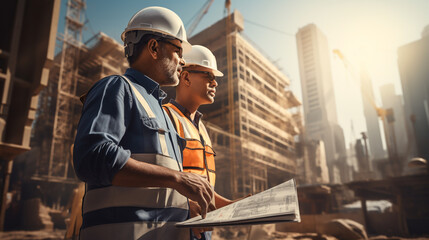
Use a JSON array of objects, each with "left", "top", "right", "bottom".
[{"left": 163, "top": 45, "right": 241, "bottom": 240}]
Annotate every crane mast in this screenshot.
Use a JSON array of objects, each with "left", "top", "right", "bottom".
[{"left": 187, "top": 0, "right": 214, "bottom": 38}]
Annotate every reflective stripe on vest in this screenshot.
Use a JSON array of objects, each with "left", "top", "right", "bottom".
[
  {"left": 81, "top": 153, "right": 189, "bottom": 239},
  {"left": 163, "top": 103, "right": 216, "bottom": 186},
  {"left": 122, "top": 75, "right": 170, "bottom": 157}
]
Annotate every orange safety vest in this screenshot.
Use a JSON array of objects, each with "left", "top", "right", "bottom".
[{"left": 163, "top": 103, "right": 216, "bottom": 186}]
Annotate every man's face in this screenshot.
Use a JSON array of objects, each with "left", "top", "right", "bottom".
[
  {"left": 184, "top": 66, "right": 218, "bottom": 105},
  {"left": 157, "top": 38, "right": 185, "bottom": 86}
]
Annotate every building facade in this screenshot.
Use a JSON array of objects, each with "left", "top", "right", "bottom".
[
  {"left": 296, "top": 23, "right": 347, "bottom": 183},
  {"left": 397, "top": 25, "right": 429, "bottom": 162}
]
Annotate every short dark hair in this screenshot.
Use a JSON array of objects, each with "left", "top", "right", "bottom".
[{"left": 126, "top": 32, "right": 159, "bottom": 65}]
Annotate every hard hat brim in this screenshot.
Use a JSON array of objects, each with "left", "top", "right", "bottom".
[
  {"left": 181, "top": 40, "right": 192, "bottom": 54},
  {"left": 212, "top": 69, "right": 224, "bottom": 77},
  {"left": 185, "top": 64, "right": 224, "bottom": 77},
  {"left": 121, "top": 28, "right": 191, "bottom": 53}
]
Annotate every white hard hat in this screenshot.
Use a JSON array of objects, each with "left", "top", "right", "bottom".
[
  {"left": 121, "top": 6, "right": 191, "bottom": 56},
  {"left": 183, "top": 45, "right": 223, "bottom": 77}
]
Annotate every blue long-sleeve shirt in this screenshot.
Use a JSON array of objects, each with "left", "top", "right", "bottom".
[{"left": 73, "top": 68, "right": 184, "bottom": 188}]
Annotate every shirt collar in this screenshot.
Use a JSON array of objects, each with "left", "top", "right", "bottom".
[
  {"left": 124, "top": 68, "right": 160, "bottom": 96},
  {"left": 158, "top": 89, "right": 167, "bottom": 100},
  {"left": 169, "top": 99, "right": 203, "bottom": 127}
]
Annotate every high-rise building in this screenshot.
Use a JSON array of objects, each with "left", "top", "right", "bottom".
[
  {"left": 360, "top": 67, "right": 386, "bottom": 161},
  {"left": 296, "top": 23, "right": 347, "bottom": 183},
  {"left": 177, "top": 11, "right": 301, "bottom": 198},
  {"left": 397, "top": 25, "right": 429, "bottom": 161},
  {"left": 379, "top": 84, "right": 409, "bottom": 161}
]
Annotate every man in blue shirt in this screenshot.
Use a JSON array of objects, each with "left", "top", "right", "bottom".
[{"left": 73, "top": 7, "right": 215, "bottom": 240}]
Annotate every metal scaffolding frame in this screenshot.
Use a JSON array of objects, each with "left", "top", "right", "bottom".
[
  {"left": 47, "top": 0, "right": 85, "bottom": 181},
  {"left": 32, "top": 0, "right": 127, "bottom": 184}
]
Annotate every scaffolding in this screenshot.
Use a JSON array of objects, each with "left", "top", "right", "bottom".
[
  {"left": 47, "top": 0, "right": 85, "bottom": 181},
  {"left": 31, "top": 0, "right": 128, "bottom": 188}
]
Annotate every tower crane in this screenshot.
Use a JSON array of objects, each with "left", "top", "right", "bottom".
[
  {"left": 333, "top": 49, "right": 400, "bottom": 175},
  {"left": 186, "top": 0, "right": 214, "bottom": 38}
]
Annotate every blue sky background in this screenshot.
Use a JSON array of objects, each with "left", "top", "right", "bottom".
[{"left": 57, "top": 0, "right": 429, "bottom": 149}]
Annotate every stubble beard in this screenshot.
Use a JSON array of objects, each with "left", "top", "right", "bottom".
[{"left": 159, "top": 57, "right": 180, "bottom": 87}]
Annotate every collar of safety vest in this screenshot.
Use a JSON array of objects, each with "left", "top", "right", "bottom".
[
  {"left": 169, "top": 99, "right": 203, "bottom": 127},
  {"left": 124, "top": 68, "right": 166, "bottom": 100}
]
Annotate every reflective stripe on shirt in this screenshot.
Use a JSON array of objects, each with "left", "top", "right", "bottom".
[
  {"left": 83, "top": 153, "right": 187, "bottom": 214},
  {"left": 122, "top": 75, "right": 170, "bottom": 157}
]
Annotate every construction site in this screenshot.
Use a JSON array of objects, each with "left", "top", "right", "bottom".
[{"left": 1, "top": 0, "right": 429, "bottom": 239}]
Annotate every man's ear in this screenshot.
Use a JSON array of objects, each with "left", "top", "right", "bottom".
[
  {"left": 147, "top": 39, "right": 159, "bottom": 59},
  {"left": 181, "top": 71, "right": 191, "bottom": 87}
]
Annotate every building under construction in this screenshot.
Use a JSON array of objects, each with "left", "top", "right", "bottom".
[
  {"left": 0, "top": 0, "right": 60, "bottom": 230},
  {"left": 26, "top": 31, "right": 127, "bottom": 205},
  {"left": 16, "top": 0, "right": 128, "bottom": 209},
  {"left": 183, "top": 10, "right": 301, "bottom": 199},
  {"left": 31, "top": 32, "right": 127, "bottom": 182}
]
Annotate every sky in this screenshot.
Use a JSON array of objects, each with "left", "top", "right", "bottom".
[{"left": 57, "top": 0, "right": 429, "bottom": 149}]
